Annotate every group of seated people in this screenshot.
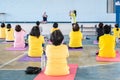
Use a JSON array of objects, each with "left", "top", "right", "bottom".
[
  {"left": 0, "top": 23, "right": 26, "bottom": 48},
  {"left": 96, "top": 23, "right": 120, "bottom": 58},
  {"left": 0, "top": 21, "right": 120, "bottom": 76}
]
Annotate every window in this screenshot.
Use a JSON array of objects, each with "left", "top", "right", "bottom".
[{"left": 107, "top": 0, "right": 114, "bottom": 13}]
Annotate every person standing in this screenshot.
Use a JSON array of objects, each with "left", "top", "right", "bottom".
[
  {"left": 42, "top": 12, "right": 48, "bottom": 24},
  {"left": 69, "top": 10, "right": 77, "bottom": 24}
]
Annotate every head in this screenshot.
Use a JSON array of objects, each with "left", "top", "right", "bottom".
[
  {"left": 7, "top": 24, "right": 11, "bottom": 31},
  {"left": 44, "top": 12, "right": 46, "bottom": 14},
  {"left": 53, "top": 22, "right": 58, "bottom": 28},
  {"left": 1, "top": 23, "right": 5, "bottom": 28},
  {"left": 36, "top": 21, "right": 40, "bottom": 26},
  {"left": 50, "top": 30, "right": 64, "bottom": 46},
  {"left": 98, "top": 22, "right": 103, "bottom": 28},
  {"left": 103, "top": 25, "right": 111, "bottom": 34},
  {"left": 15, "top": 25, "right": 22, "bottom": 32},
  {"left": 74, "top": 10, "right": 77, "bottom": 16},
  {"left": 30, "top": 26, "right": 40, "bottom": 38},
  {"left": 115, "top": 24, "right": 119, "bottom": 31},
  {"left": 72, "top": 23, "right": 80, "bottom": 31}
]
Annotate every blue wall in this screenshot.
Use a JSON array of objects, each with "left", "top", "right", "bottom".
[{"left": 0, "top": 0, "right": 115, "bottom": 22}]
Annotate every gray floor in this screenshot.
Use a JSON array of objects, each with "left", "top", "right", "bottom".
[
  {"left": 75, "top": 63, "right": 120, "bottom": 80},
  {"left": 0, "top": 63, "right": 120, "bottom": 80}
]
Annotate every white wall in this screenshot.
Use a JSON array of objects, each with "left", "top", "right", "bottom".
[{"left": 0, "top": 0, "right": 115, "bottom": 22}]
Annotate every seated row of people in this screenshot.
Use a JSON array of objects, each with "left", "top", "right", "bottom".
[
  {"left": 0, "top": 22, "right": 119, "bottom": 76},
  {"left": 0, "top": 23, "right": 26, "bottom": 48},
  {"left": 96, "top": 22, "right": 120, "bottom": 42}
]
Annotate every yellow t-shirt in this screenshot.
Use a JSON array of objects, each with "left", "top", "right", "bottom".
[
  {"left": 98, "top": 34, "right": 116, "bottom": 58},
  {"left": 70, "top": 13, "right": 76, "bottom": 23},
  {"left": 69, "top": 30, "right": 83, "bottom": 47},
  {"left": 0, "top": 27, "right": 6, "bottom": 38},
  {"left": 5, "top": 28, "right": 14, "bottom": 41},
  {"left": 28, "top": 35, "right": 45, "bottom": 57},
  {"left": 44, "top": 44, "right": 69, "bottom": 76},
  {"left": 112, "top": 28, "right": 120, "bottom": 38},
  {"left": 50, "top": 28, "right": 59, "bottom": 33}
]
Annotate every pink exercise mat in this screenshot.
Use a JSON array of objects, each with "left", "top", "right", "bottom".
[
  {"left": 96, "top": 51, "right": 120, "bottom": 62},
  {"left": 34, "top": 64, "right": 78, "bottom": 80}
]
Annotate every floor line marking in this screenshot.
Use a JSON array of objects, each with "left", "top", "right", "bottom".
[{"left": 0, "top": 52, "right": 26, "bottom": 69}]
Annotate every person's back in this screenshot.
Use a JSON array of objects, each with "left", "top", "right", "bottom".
[
  {"left": 28, "top": 26, "right": 45, "bottom": 57},
  {"left": 14, "top": 25, "right": 26, "bottom": 48},
  {"left": 98, "top": 25, "right": 116, "bottom": 58},
  {"left": 50, "top": 22, "right": 59, "bottom": 33},
  {"left": 5, "top": 24, "right": 14, "bottom": 41},
  {"left": 96, "top": 22, "right": 104, "bottom": 41},
  {"left": 45, "top": 30, "right": 69, "bottom": 76},
  {"left": 69, "top": 23, "right": 83, "bottom": 48},
  {"left": 0, "top": 23, "right": 6, "bottom": 39},
  {"left": 36, "top": 21, "right": 42, "bottom": 34}
]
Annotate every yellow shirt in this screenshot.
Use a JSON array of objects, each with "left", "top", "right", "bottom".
[
  {"left": 28, "top": 35, "right": 45, "bottom": 57},
  {"left": 98, "top": 34, "right": 116, "bottom": 58},
  {"left": 112, "top": 28, "right": 120, "bottom": 38},
  {"left": 44, "top": 44, "right": 69, "bottom": 76},
  {"left": 0, "top": 27, "right": 6, "bottom": 38},
  {"left": 70, "top": 13, "right": 76, "bottom": 23},
  {"left": 69, "top": 30, "right": 83, "bottom": 47},
  {"left": 5, "top": 28, "right": 14, "bottom": 41},
  {"left": 50, "top": 28, "right": 59, "bottom": 33}
]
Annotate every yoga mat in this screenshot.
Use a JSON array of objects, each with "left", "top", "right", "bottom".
[
  {"left": 96, "top": 51, "right": 120, "bottom": 62},
  {"left": 69, "top": 48, "right": 83, "bottom": 51},
  {"left": 6, "top": 46, "right": 28, "bottom": 51},
  {"left": 34, "top": 64, "right": 78, "bottom": 80},
  {"left": 18, "top": 54, "right": 41, "bottom": 62},
  {"left": 93, "top": 40, "right": 98, "bottom": 44}
]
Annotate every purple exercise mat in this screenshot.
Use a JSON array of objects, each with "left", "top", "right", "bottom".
[
  {"left": 6, "top": 46, "right": 28, "bottom": 51},
  {"left": 18, "top": 55, "right": 41, "bottom": 62},
  {"left": 69, "top": 48, "right": 83, "bottom": 51}
]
